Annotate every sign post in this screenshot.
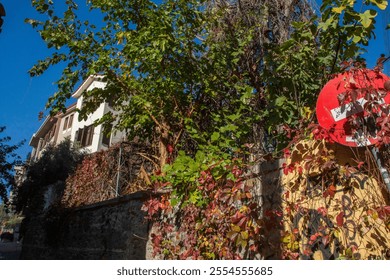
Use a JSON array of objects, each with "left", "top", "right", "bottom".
[{"left": 316, "top": 70, "right": 390, "bottom": 191}]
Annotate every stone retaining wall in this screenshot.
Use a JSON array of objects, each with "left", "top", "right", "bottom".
[
  {"left": 20, "top": 192, "right": 152, "bottom": 259},
  {"left": 20, "top": 160, "right": 283, "bottom": 260}
]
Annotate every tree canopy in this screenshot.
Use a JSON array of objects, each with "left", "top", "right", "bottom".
[
  {"left": 14, "top": 139, "right": 84, "bottom": 215},
  {"left": 27, "top": 0, "right": 389, "bottom": 165},
  {"left": 0, "top": 126, "right": 23, "bottom": 202},
  {"left": 25, "top": 0, "right": 390, "bottom": 259}
]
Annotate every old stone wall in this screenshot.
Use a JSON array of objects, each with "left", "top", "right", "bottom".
[
  {"left": 20, "top": 192, "right": 152, "bottom": 260},
  {"left": 20, "top": 160, "right": 283, "bottom": 260}
]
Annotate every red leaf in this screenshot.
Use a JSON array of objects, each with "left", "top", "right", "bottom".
[
  {"left": 336, "top": 212, "right": 344, "bottom": 227},
  {"left": 317, "top": 207, "right": 327, "bottom": 217},
  {"left": 309, "top": 233, "right": 319, "bottom": 244},
  {"left": 328, "top": 185, "right": 337, "bottom": 198},
  {"left": 283, "top": 148, "right": 291, "bottom": 158},
  {"left": 249, "top": 244, "right": 258, "bottom": 252},
  {"left": 322, "top": 235, "right": 330, "bottom": 247},
  {"left": 357, "top": 161, "right": 364, "bottom": 169},
  {"left": 376, "top": 206, "right": 390, "bottom": 220},
  {"left": 167, "top": 144, "right": 174, "bottom": 154}
]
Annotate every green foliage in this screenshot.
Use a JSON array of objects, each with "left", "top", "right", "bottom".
[
  {"left": 0, "top": 203, "right": 21, "bottom": 229},
  {"left": 0, "top": 204, "right": 23, "bottom": 229},
  {"left": 0, "top": 126, "right": 24, "bottom": 203},
  {"left": 14, "top": 139, "right": 84, "bottom": 215},
  {"left": 259, "top": 0, "right": 388, "bottom": 151},
  {"left": 144, "top": 153, "right": 263, "bottom": 259},
  {"left": 26, "top": 1, "right": 262, "bottom": 160},
  {"left": 27, "top": 0, "right": 390, "bottom": 259}
]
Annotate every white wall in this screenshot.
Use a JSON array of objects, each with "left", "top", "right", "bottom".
[
  {"left": 72, "top": 98, "right": 101, "bottom": 152},
  {"left": 70, "top": 79, "right": 121, "bottom": 153}
]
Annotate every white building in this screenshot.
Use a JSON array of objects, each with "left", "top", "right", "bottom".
[{"left": 29, "top": 75, "right": 125, "bottom": 160}]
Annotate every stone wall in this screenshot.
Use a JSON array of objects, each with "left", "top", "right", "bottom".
[
  {"left": 20, "top": 191, "right": 152, "bottom": 260},
  {"left": 20, "top": 161, "right": 284, "bottom": 260}
]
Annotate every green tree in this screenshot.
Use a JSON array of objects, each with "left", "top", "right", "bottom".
[
  {"left": 26, "top": 0, "right": 315, "bottom": 166},
  {"left": 27, "top": 0, "right": 388, "bottom": 160},
  {"left": 0, "top": 126, "right": 23, "bottom": 203},
  {"left": 0, "top": 203, "right": 23, "bottom": 230},
  {"left": 262, "top": 0, "right": 389, "bottom": 146},
  {"left": 14, "top": 139, "right": 84, "bottom": 215},
  {"left": 26, "top": 0, "right": 390, "bottom": 259}
]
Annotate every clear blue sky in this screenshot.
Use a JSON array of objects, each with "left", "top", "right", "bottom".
[
  {"left": 0, "top": 1, "right": 63, "bottom": 160},
  {"left": 0, "top": 1, "right": 389, "bottom": 161}
]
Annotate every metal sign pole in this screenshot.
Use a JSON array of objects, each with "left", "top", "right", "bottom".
[
  {"left": 370, "top": 147, "right": 390, "bottom": 192},
  {"left": 115, "top": 143, "right": 122, "bottom": 197}
]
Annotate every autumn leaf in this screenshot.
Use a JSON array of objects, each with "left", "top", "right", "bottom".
[
  {"left": 231, "top": 224, "right": 241, "bottom": 232},
  {"left": 336, "top": 211, "right": 344, "bottom": 227},
  {"left": 371, "top": 0, "right": 388, "bottom": 10},
  {"left": 240, "top": 231, "right": 249, "bottom": 240},
  {"left": 323, "top": 185, "right": 337, "bottom": 198},
  {"left": 322, "top": 235, "right": 330, "bottom": 246},
  {"left": 376, "top": 206, "right": 390, "bottom": 220},
  {"left": 317, "top": 207, "right": 328, "bottom": 217},
  {"left": 332, "top": 6, "right": 346, "bottom": 14}
]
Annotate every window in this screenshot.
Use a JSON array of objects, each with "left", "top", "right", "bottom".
[
  {"left": 102, "top": 124, "right": 113, "bottom": 146},
  {"left": 75, "top": 125, "right": 94, "bottom": 147},
  {"left": 107, "top": 96, "right": 115, "bottom": 108},
  {"left": 63, "top": 117, "right": 68, "bottom": 131},
  {"left": 68, "top": 114, "right": 74, "bottom": 129},
  {"left": 63, "top": 114, "right": 74, "bottom": 131}
]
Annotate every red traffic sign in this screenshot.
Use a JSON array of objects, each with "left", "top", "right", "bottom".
[{"left": 316, "top": 70, "right": 390, "bottom": 147}]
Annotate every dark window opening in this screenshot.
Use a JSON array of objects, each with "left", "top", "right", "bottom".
[
  {"left": 68, "top": 114, "right": 74, "bottom": 129},
  {"left": 102, "top": 124, "right": 113, "bottom": 146},
  {"left": 63, "top": 114, "right": 74, "bottom": 131},
  {"left": 75, "top": 125, "right": 94, "bottom": 147},
  {"left": 63, "top": 117, "right": 69, "bottom": 131}
]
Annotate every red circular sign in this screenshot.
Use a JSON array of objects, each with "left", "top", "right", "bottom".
[{"left": 316, "top": 70, "right": 390, "bottom": 147}]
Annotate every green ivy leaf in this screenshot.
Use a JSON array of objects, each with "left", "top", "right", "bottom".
[
  {"left": 352, "top": 35, "right": 361, "bottom": 43},
  {"left": 370, "top": 0, "right": 388, "bottom": 10},
  {"left": 211, "top": 132, "right": 220, "bottom": 142},
  {"left": 332, "top": 6, "right": 346, "bottom": 14},
  {"left": 359, "top": 10, "right": 377, "bottom": 28}
]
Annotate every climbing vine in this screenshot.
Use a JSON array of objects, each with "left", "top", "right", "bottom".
[
  {"left": 25, "top": 0, "right": 390, "bottom": 260},
  {"left": 280, "top": 137, "right": 390, "bottom": 260},
  {"left": 62, "top": 142, "right": 153, "bottom": 207},
  {"left": 143, "top": 150, "right": 265, "bottom": 259}
]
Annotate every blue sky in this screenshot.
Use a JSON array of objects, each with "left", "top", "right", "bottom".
[
  {"left": 0, "top": 1, "right": 389, "bottom": 161},
  {"left": 0, "top": 1, "right": 63, "bottom": 160}
]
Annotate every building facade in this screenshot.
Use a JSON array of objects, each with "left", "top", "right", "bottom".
[{"left": 29, "top": 75, "right": 125, "bottom": 161}]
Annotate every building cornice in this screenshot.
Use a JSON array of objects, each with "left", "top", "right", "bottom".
[{"left": 71, "top": 74, "right": 106, "bottom": 98}]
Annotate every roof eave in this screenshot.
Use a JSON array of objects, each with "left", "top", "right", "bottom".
[{"left": 71, "top": 74, "right": 106, "bottom": 98}]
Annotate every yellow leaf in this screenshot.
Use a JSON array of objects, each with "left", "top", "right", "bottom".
[
  {"left": 332, "top": 6, "right": 346, "bottom": 13},
  {"left": 378, "top": 2, "right": 388, "bottom": 10},
  {"left": 240, "top": 239, "right": 248, "bottom": 248},
  {"left": 352, "top": 35, "right": 361, "bottom": 43},
  {"left": 313, "top": 250, "right": 324, "bottom": 260},
  {"left": 371, "top": 0, "right": 388, "bottom": 10},
  {"left": 231, "top": 224, "right": 241, "bottom": 232},
  {"left": 292, "top": 241, "right": 299, "bottom": 251},
  {"left": 282, "top": 233, "right": 292, "bottom": 244},
  {"left": 240, "top": 231, "right": 249, "bottom": 240},
  {"left": 360, "top": 10, "right": 377, "bottom": 28},
  {"left": 300, "top": 106, "right": 313, "bottom": 119},
  {"left": 371, "top": 210, "right": 379, "bottom": 220}
]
